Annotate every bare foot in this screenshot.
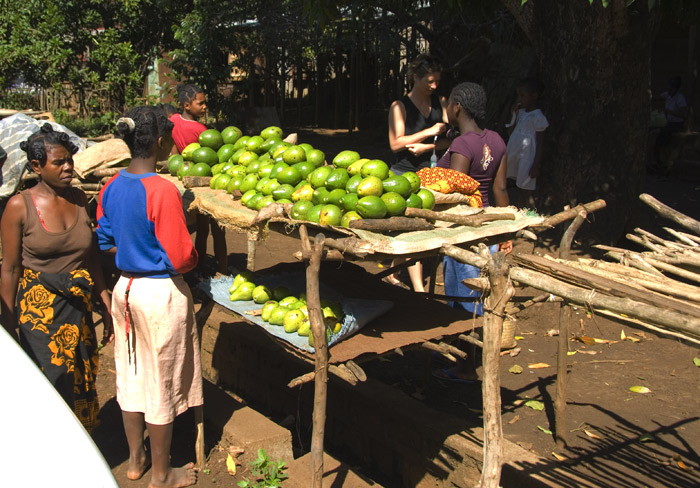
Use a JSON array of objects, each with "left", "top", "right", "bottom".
[
  {"left": 148, "top": 463, "right": 198, "bottom": 488},
  {"left": 127, "top": 449, "right": 150, "bottom": 481}
]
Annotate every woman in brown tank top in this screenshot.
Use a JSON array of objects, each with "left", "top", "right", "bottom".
[{"left": 0, "top": 124, "right": 113, "bottom": 431}]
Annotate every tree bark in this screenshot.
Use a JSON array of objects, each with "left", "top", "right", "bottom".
[{"left": 500, "top": 0, "right": 655, "bottom": 241}]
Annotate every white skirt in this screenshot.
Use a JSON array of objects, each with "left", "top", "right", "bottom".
[{"left": 112, "top": 274, "right": 203, "bottom": 425}]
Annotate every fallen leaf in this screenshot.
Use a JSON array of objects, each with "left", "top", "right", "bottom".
[
  {"left": 509, "top": 364, "right": 523, "bottom": 374},
  {"left": 638, "top": 433, "right": 655, "bottom": 443},
  {"left": 552, "top": 452, "right": 568, "bottom": 461},
  {"left": 577, "top": 350, "right": 598, "bottom": 355},
  {"left": 584, "top": 429, "right": 602, "bottom": 440},
  {"left": 693, "top": 357, "right": 700, "bottom": 367},
  {"left": 674, "top": 454, "right": 694, "bottom": 471},
  {"left": 594, "top": 338, "right": 615, "bottom": 344},
  {"left": 621, "top": 329, "right": 627, "bottom": 340},
  {"left": 513, "top": 399, "right": 524, "bottom": 406},
  {"left": 670, "top": 369, "right": 676, "bottom": 376},
  {"left": 226, "top": 453, "right": 237, "bottom": 476},
  {"left": 574, "top": 335, "right": 596, "bottom": 345},
  {"left": 537, "top": 425, "right": 553, "bottom": 435},
  {"left": 525, "top": 400, "right": 545, "bottom": 411},
  {"left": 514, "top": 336, "right": 525, "bottom": 341},
  {"left": 528, "top": 362, "right": 551, "bottom": 369},
  {"left": 629, "top": 385, "right": 651, "bottom": 394},
  {"left": 634, "top": 332, "right": 647, "bottom": 339},
  {"left": 509, "top": 347, "right": 521, "bottom": 357},
  {"left": 509, "top": 415, "right": 520, "bottom": 425},
  {"left": 567, "top": 350, "right": 577, "bottom": 356},
  {"left": 545, "top": 329, "right": 559, "bottom": 337},
  {"left": 203, "top": 468, "right": 211, "bottom": 475}
]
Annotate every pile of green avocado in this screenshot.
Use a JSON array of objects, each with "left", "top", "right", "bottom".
[
  {"left": 228, "top": 272, "right": 343, "bottom": 346},
  {"left": 166, "top": 126, "right": 437, "bottom": 228}
]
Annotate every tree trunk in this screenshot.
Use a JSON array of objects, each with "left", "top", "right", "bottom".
[{"left": 501, "top": 0, "right": 656, "bottom": 242}]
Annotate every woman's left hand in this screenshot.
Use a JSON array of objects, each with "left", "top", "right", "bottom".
[
  {"left": 405, "top": 143, "right": 431, "bottom": 156},
  {"left": 498, "top": 240, "right": 513, "bottom": 255}
]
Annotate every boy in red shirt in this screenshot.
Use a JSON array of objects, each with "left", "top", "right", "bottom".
[{"left": 170, "top": 84, "right": 228, "bottom": 276}]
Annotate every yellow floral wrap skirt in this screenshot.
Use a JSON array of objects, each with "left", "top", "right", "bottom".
[{"left": 17, "top": 268, "right": 100, "bottom": 431}]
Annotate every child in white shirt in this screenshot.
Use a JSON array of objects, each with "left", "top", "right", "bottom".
[{"left": 506, "top": 78, "right": 548, "bottom": 209}]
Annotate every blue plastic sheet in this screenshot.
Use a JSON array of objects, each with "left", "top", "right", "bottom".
[{"left": 199, "top": 272, "right": 394, "bottom": 353}]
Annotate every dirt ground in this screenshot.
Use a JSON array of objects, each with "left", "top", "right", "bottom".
[{"left": 92, "top": 127, "right": 700, "bottom": 487}]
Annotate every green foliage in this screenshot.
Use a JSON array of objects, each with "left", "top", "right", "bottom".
[
  {"left": 0, "top": 85, "right": 41, "bottom": 110},
  {"left": 237, "top": 449, "right": 288, "bottom": 488},
  {"left": 53, "top": 109, "right": 118, "bottom": 137},
  {"left": 0, "top": 0, "right": 191, "bottom": 115}
]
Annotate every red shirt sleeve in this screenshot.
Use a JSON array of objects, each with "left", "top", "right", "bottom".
[{"left": 144, "top": 176, "right": 198, "bottom": 274}]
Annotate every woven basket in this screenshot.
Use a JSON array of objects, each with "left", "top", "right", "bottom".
[{"left": 501, "top": 318, "right": 517, "bottom": 350}]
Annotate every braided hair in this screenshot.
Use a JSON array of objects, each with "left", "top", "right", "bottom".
[
  {"left": 176, "top": 83, "right": 203, "bottom": 110},
  {"left": 449, "top": 82, "right": 487, "bottom": 121},
  {"left": 115, "top": 106, "right": 174, "bottom": 159},
  {"left": 20, "top": 123, "right": 79, "bottom": 171}
]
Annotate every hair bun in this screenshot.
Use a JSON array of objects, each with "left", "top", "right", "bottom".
[
  {"left": 19, "top": 141, "right": 28, "bottom": 152},
  {"left": 116, "top": 117, "right": 136, "bottom": 133},
  {"left": 39, "top": 123, "right": 54, "bottom": 134}
]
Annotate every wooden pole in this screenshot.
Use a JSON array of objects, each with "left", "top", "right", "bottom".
[
  {"left": 349, "top": 216, "right": 434, "bottom": 231},
  {"left": 554, "top": 209, "right": 587, "bottom": 448},
  {"left": 246, "top": 226, "right": 263, "bottom": 271},
  {"left": 307, "top": 234, "right": 328, "bottom": 487},
  {"left": 479, "top": 249, "right": 514, "bottom": 488},
  {"left": 640, "top": 193, "right": 700, "bottom": 235},
  {"left": 509, "top": 267, "right": 700, "bottom": 341},
  {"left": 533, "top": 199, "right": 606, "bottom": 230},
  {"left": 404, "top": 207, "right": 514, "bottom": 227},
  {"left": 194, "top": 405, "right": 205, "bottom": 470}
]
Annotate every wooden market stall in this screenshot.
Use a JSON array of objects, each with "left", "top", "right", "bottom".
[{"left": 16, "top": 149, "right": 621, "bottom": 486}]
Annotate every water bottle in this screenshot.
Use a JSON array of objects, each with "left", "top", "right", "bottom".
[{"left": 430, "top": 135, "right": 438, "bottom": 168}]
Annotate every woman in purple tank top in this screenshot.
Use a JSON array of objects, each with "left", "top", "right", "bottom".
[{"left": 433, "top": 82, "right": 512, "bottom": 383}]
